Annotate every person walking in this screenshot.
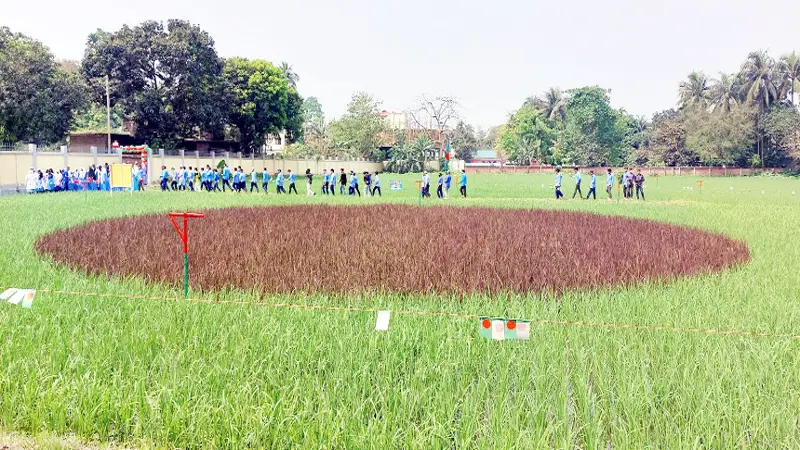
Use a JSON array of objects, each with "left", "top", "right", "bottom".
[
  {"left": 160, "top": 166, "right": 169, "bottom": 191},
  {"left": 459, "top": 169, "right": 467, "bottom": 197},
  {"left": 555, "top": 168, "right": 564, "bottom": 199},
  {"left": 572, "top": 167, "right": 583, "bottom": 199},
  {"left": 287, "top": 169, "right": 298, "bottom": 194},
  {"left": 349, "top": 171, "right": 361, "bottom": 196},
  {"left": 329, "top": 169, "right": 337, "bottom": 196},
  {"left": 634, "top": 169, "right": 646, "bottom": 200},
  {"left": 221, "top": 165, "right": 232, "bottom": 192},
  {"left": 339, "top": 168, "right": 347, "bottom": 195},
  {"left": 363, "top": 172, "right": 372, "bottom": 197},
  {"left": 422, "top": 171, "right": 431, "bottom": 198},
  {"left": 276, "top": 169, "right": 286, "bottom": 194},
  {"left": 436, "top": 172, "right": 444, "bottom": 199},
  {"left": 586, "top": 170, "right": 597, "bottom": 200},
  {"left": 606, "top": 168, "right": 615, "bottom": 200},
  {"left": 372, "top": 172, "right": 381, "bottom": 196},
  {"left": 305, "top": 168, "right": 315, "bottom": 196},
  {"left": 322, "top": 169, "right": 330, "bottom": 195},
  {"left": 444, "top": 171, "right": 452, "bottom": 199},
  {"left": 250, "top": 168, "right": 260, "bottom": 192}
]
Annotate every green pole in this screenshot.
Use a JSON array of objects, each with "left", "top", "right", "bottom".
[
  {"left": 418, "top": 187, "right": 421, "bottom": 206},
  {"left": 183, "top": 253, "right": 189, "bottom": 298}
]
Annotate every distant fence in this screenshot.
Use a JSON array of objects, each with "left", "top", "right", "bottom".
[{"left": 466, "top": 165, "right": 787, "bottom": 176}]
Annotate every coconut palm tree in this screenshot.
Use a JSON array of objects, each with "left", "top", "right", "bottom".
[
  {"left": 279, "top": 62, "right": 299, "bottom": 89},
  {"left": 739, "top": 51, "right": 777, "bottom": 111},
  {"left": 678, "top": 71, "right": 710, "bottom": 109},
  {"left": 526, "top": 87, "right": 567, "bottom": 122},
  {"left": 708, "top": 73, "right": 738, "bottom": 113},
  {"left": 779, "top": 51, "right": 800, "bottom": 106}
]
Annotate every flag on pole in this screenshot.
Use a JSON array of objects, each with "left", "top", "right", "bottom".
[{"left": 444, "top": 140, "right": 451, "bottom": 171}]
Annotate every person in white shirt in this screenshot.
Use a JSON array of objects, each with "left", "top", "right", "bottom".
[{"left": 25, "top": 168, "right": 38, "bottom": 194}]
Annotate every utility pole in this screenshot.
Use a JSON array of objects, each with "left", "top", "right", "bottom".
[{"left": 106, "top": 74, "right": 111, "bottom": 153}]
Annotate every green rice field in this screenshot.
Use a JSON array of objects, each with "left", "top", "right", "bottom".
[{"left": 1, "top": 173, "right": 799, "bottom": 449}]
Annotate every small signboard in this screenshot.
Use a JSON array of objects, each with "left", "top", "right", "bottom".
[
  {"left": 390, "top": 181, "right": 403, "bottom": 191},
  {"left": 479, "top": 317, "right": 531, "bottom": 341},
  {"left": 111, "top": 164, "right": 132, "bottom": 191}
]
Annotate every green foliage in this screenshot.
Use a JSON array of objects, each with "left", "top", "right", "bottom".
[
  {"left": 646, "top": 110, "right": 695, "bottom": 166},
  {"left": 71, "top": 103, "right": 124, "bottom": 132},
  {"left": 763, "top": 105, "right": 800, "bottom": 163},
  {"left": 562, "top": 87, "right": 619, "bottom": 165},
  {"left": 82, "top": 20, "right": 229, "bottom": 146},
  {"left": 328, "top": 92, "right": 387, "bottom": 161},
  {"left": 0, "top": 27, "right": 88, "bottom": 143},
  {"left": 451, "top": 121, "right": 478, "bottom": 161},
  {"left": 387, "top": 136, "right": 430, "bottom": 173},
  {"left": 498, "top": 105, "right": 555, "bottom": 165},
  {"left": 223, "top": 58, "right": 289, "bottom": 153},
  {"left": 684, "top": 105, "right": 755, "bottom": 166}
]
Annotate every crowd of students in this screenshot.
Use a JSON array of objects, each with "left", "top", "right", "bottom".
[
  {"left": 554, "top": 167, "right": 646, "bottom": 200},
  {"left": 158, "top": 165, "right": 390, "bottom": 197},
  {"left": 23, "top": 163, "right": 148, "bottom": 193}
]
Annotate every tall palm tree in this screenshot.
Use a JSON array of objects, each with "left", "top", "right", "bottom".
[
  {"left": 708, "top": 73, "right": 738, "bottom": 113},
  {"left": 779, "top": 51, "right": 800, "bottom": 106},
  {"left": 739, "top": 50, "right": 777, "bottom": 111},
  {"left": 678, "top": 71, "right": 710, "bottom": 109},
  {"left": 531, "top": 87, "right": 567, "bottom": 121},
  {"left": 279, "top": 62, "right": 299, "bottom": 89},
  {"left": 739, "top": 50, "right": 778, "bottom": 168}
]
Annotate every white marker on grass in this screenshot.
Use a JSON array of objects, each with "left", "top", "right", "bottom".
[
  {"left": 491, "top": 319, "right": 505, "bottom": 340},
  {"left": 0, "top": 288, "right": 17, "bottom": 301},
  {"left": 375, "top": 310, "right": 391, "bottom": 331},
  {"left": 8, "top": 290, "right": 25, "bottom": 305},
  {"left": 21, "top": 290, "right": 35, "bottom": 308}
]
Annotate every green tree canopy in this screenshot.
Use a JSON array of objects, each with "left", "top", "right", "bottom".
[
  {"left": 498, "top": 105, "right": 555, "bottom": 165},
  {"left": 223, "top": 58, "right": 290, "bottom": 153},
  {"left": 0, "top": 27, "right": 87, "bottom": 144},
  {"left": 328, "top": 92, "right": 387, "bottom": 161},
  {"left": 562, "top": 87, "right": 619, "bottom": 165},
  {"left": 450, "top": 120, "right": 478, "bottom": 160}
]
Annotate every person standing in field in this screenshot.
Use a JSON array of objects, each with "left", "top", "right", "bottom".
[
  {"left": 187, "top": 167, "right": 195, "bottom": 191},
  {"left": 586, "top": 170, "right": 597, "bottom": 199},
  {"left": 349, "top": 171, "right": 361, "bottom": 196},
  {"left": 634, "top": 169, "right": 646, "bottom": 200},
  {"left": 606, "top": 168, "right": 615, "bottom": 200},
  {"left": 221, "top": 165, "right": 232, "bottom": 192},
  {"left": 339, "top": 168, "right": 347, "bottom": 195},
  {"left": 422, "top": 171, "right": 431, "bottom": 198},
  {"left": 624, "top": 168, "right": 634, "bottom": 199},
  {"left": 329, "top": 169, "right": 337, "bottom": 196},
  {"left": 436, "top": 172, "right": 444, "bottom": 199},
  {"left": 363, "top": 172, "right": 372, "bottom": 197},
  {"left": 160, "top": 166, "right": 169, "bottom": 191},
  {"left": 460, "top": 169, "right": 467, "bottom": 197},
  {"left": 287, "top": 169, "right": 298, "bottom": 194},
  {"left": 555, "top": 168, "right": 564, "bottom": 199},
  {"left": 250, "top": 168, "right": 260, "bottom": 192},
  {"left": 444, "top": 171, "right": 452, "bottom": 199},
  {"left": 212, "top": 169, "right": 221, "bottom": 192},
  {"left": 372, "top": 172, "right": 381, "bottom": 196},
  {"left": 262, "top": 168, "right": 270, "bottom": 193},
  {"left": 322, "top": 169, "right": 330, "bottom": 195},
  {"left": 572, "top": 167, "right": 583, "bottom": 199},
  {"left": 305, "top": 168, "right": 315, "bottom": 196},
  {"left": 276, "top": 169, "right": 286, "bottom": 194}
]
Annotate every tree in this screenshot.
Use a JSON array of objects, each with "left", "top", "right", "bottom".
[
  {"left": 72, "top": 103, "right": 124, "bottom": 132},
  {"left": 223, "top": 58, "right": 289, "bottom": 153},
  {"left": 328, "top": 92, "right": 387, "bottom": 161},
  {"left": 739, "top": 50, "right": 779, "bottom": 167},
  {"left": 683, "top": 105, "right": 755, "bottom": 166},
  {"left": 450, "top": 121, "right": 478, "bottom": 160},
  {"left": 279, "top": 62, "right": 299, "bottom": 90},
  {"left": 562, "top": 86, "right": 620, "bottom": 165},
  {"left": 82, "top": 20, "right": 229, "bottom": 147},
  {"left": 526, "top": 87, "right": 567, "bottom": 122},
  {"left": 709, "top": 73, "right": 739, "bottom": 113},
  {"left": 387, "top": 136, "right": 431, "bottom": 173},
  {"left": 614, "top": 110, "right": 649, "bottom": 165},
  {"left": 498, "top": 105, "right": 555, "bottom": 165},
  {"left": 0, "top": 27, "right": 87, "bottom": 144},
  {"left": 678, "top": 71, "right": 710, "bottom": 109},
  {"left": 408, "top": 95, "right": 459, "bottom": 158},
  {"left": 763, "top": 105, "right": 800, "bottom": 163},
  {"left": 779, "top": 52, "right": 800, "bottom": 106},
  {"left": 646, "top": 109, "right": 696, "bottom": 166},
  {"left": 301, "top": 96, "right": 328, "bottom": 152}
]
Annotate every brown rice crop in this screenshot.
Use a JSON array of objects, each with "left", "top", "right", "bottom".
[{"left": 35, "top": 205, "right": 750, "bottom": 295}]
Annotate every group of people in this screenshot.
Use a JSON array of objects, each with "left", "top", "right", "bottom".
[
  {"left": 420, "top": 170, "right": 468, "bottom": 199},
  {"left": 554, "top": 167, "right": 645, "bottom": 200},
  {"left": 23, "top": 163, "right": 148, "bottom": 194},
  {"left": 159, "top": 165, "right": 388, "bottom": 198}
]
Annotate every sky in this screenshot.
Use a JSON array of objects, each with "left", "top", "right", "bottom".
[{"left": 4, "top": 0, "right": 799, "bottom": 129}]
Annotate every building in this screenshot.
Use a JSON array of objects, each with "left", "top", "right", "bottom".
[
  {"left": 380, "top": 110, "right": 409, "bottom": 130},
  {"left": 468, "top": 149, "right": 500, "bottom": 166}
]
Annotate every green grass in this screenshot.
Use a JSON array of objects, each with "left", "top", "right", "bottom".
[{"left": 1, "top": 173, "right": 799, "bottom": 449}]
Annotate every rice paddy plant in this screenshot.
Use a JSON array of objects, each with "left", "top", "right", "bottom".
[{"left": 0, "top": 173, "right": 799, "bottom": 449}]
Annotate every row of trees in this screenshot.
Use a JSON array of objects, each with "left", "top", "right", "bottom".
[
  {"left": 1, "top": 22, "right": 302, "bottom": 152},
  {"left": 498, "top": 50, "right": 800, "bottom": 168}
]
